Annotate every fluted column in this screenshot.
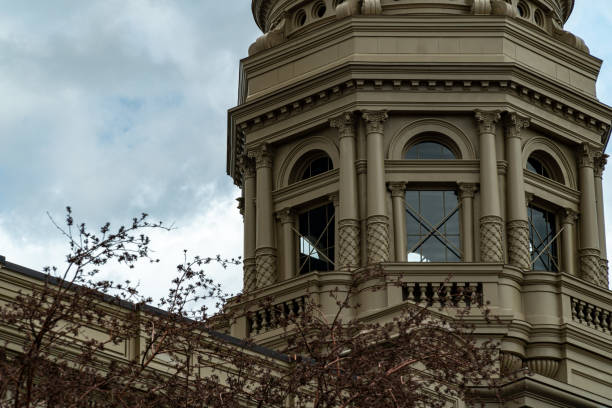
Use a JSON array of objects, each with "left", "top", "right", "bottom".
[
  {"left": 505, "top": 112, "right": 531, "bottom": 270},
  {"left": 330, "top": 112, "right": 360, "bottom": 270},
  {"left": 248, "top": 144, "right": 277, "bottom": 288},
  {"left": 561, "top": 209, "right": 578, "bottom": 276},
  {"left": 458, "top": 183, "right": 477, "bottom": 262},
  {"left": 594, "top": 154, "right": 609, "bottom": 286},
  {"left": 277, "top": 209, "right": 295, "bottom": 280},
  {"left": 577, "top": 144, "right": 602, "bottom": 286},
  {"left": 475, "top": 110, "right": 503, "bottom": 263},
  {"left": 240, "top": 157, "right": 257, "bottom": 292},
  {"left": 362, "top": 110, "right": 390, "bottom": 264},
  {"left": 388, "top": 183, "right": 407, "bottom": 262}
]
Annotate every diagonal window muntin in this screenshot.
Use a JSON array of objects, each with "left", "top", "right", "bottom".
[
  {"left": 528, "top": 205, "right": 560, "bottom": 272},
  {"left": 405, "top": 190, "right": 461, "bottom": 263},
  {"left": 296, "top": 202, "right": 335, "bottom": 274}
]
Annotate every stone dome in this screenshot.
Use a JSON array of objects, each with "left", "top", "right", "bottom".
[{"left": 252, "top": 0, "right": 574, "bottom": 33}]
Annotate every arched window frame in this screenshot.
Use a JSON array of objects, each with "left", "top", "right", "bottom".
[
  {"left": 289, "top": 150, "right": 334, "bottom": 184},
  {"left": 402, "top": 134, "right": 461, "bottom": 160}
]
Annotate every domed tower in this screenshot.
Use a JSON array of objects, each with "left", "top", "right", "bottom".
[{"left": 227, "top": 0, "right": 612, "bottom": 404}]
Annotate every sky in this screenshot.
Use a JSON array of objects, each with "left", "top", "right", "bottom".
[{"left": 0, "top": 0, "right": 610, "bottom": 303}]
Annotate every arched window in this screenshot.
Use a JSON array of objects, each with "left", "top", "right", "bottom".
[
  {"left": 526, "top": 151, "right": 564, "bottom": 184},
  {"left": 291, "top": 150, "right": 333, "bottom": 183},
  {"left": 405, "top": 141, "right": 456, "bottom": 160}
]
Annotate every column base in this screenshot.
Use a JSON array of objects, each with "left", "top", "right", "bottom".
[
  {"left": 366, "top": 215, "right": 389, "bottom": 264},
  {"left": 255, "top": 248, "right": 277, "bottom": 289},
  {"left": 480, "top": 215, "right": 504, "bottom": 263},
  {"left": 338, "top": 219, "right": 360, "bottom": 270},
  {"left": 507, "top": 220, "right": 530, "bottom": 270},
  {"left": 579, "top": 248, "right": 601, "bottom": 286}
]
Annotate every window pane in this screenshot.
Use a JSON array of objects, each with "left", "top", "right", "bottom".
[
  {"left": 405, "top": 141, "right": 456, "bottom": 160},
  {"left": 528, "top": 205, "right": 558, "bottom": 272}
]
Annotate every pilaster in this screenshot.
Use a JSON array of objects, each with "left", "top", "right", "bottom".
[{"left": 388, "top": 182, "right": 407, "bottom": 262}]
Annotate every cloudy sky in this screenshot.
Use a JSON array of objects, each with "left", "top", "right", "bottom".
[{"left": 0, "top": 1, "right": 610, "bottom": 302}]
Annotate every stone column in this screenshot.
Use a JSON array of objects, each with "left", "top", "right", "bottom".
[
  {"left": 277, "top": 209, "right": 295, "bottom": 280},
  {"left": 504, "top": 112, "right": 531, "bottom": 270},
  {"left": 458, "top": 183, "right": 477, "bottom": 262},
  {"left": 330, "top": 112, "right": 360, "bottom": 270},
  {"left": 475, "top": 110, "right": 504, "bottom": 263},
  {"left": 362, "top": 110, "right": 390, "bottom": 264},
  {"left": 248, "top": 144, "right": 277, "bottom": 288},
  {"left": 240, "top": 157, "right": 257, "bottom": 292},
  {"left": 561, "top": 209, "right": 578, "bottom": 276},
  {"left": 577, "top": 144, "right": 602, "bottom": 286},
  {"left": 594, "top": 154, "right": 609, "bottom": 286},
  {"left": 388, "top": 183, "right": 407, "bottom": 262}
]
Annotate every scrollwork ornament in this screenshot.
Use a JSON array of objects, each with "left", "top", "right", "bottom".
[
  {"left": 594, "top": 154, "right": 608, "bottom": 178},
  {"left": 504, "top": 112, "right": 530, "bottom": 139},
  {"left": 474, "top": 110, "right": 502, "bottom": 134},
  {"left": 362, "top": 110, "right": 388, "bottom": 135},
  {"left": 330, "top": 112, "right": 356, "bottom": 140},
  {"left": 577, "top": 143, "right": 596, "bottom": 169},
  {"left": 248, "top": 143, "right": 274, "bottom": 169}
]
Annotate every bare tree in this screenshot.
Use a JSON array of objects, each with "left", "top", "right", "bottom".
[{"left": 0, "top": 208, "right": 500, "bottom": 408}]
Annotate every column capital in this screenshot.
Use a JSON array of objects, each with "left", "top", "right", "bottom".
[
  {"left": 474, "top": 110, "right": 502, "bottom": 134},
  {"left": 458, "top": 183, "right": 478, "bottom": 199},
  {"left": 248, "top": 143, "right": 274, "bottom": 169},
  {"left": 329, "top": 192, "right": 340, "bottom": 207},
  {"left": 276, "top": 208, "right": 294, "bottom": 224},
  {"left": 594, "top": 154, "right": 608, "bottom": 178},
  {"left": 329, "top": 112, "right": 356, "bottom": 139},
  {"left": 578, "top": 143, "right": 598, "bottom": 168},
  {"left": 504, "top": 112, "right": 530, "bottom": 139},
  {"left": 238, "top": 155, "right": 256, "bottom": 178},
  {"left": 525, "top": 192, "right": 535, "bottom": 205},
  {"left": 237, "top": 197, "right": 245, "bottom": 215},
  {"left": 362, "top": 110, "right": 388, "bottom": 134},
  {"left": 387, "top": 182, "right": 406, "bottom": 197},
  {"left": 561, "top": 208, "right": 578, "bottom": 225}
]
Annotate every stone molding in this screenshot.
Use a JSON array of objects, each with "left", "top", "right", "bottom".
[
  {"left": 480, "top": 215, "right": 504, "bottom": 263},
  {"left": 230, "top": 78, "right": 610, "bottom": 184}
]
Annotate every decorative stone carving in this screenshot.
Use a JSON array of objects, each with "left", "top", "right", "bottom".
[
  {"left": 361, "top": 0, "right": 382, "bottom": 15},
  {"left": 599, "top": 259, "right": 609, "bottom": 287},
  {"left": 335, "top": 0, "right": 360, "bottom": 19},
  {"left": 367, "top": 215, "right": 389, "bottom": 264},
  {"left": 243, "top": 258, "right": 257, "bottom": 292},
  {"left": 338, "top": 219, "right": 360, "bottom": 269},
  {"left": 236, "top": 197, "right": 245, "bottom": 216},
  {"left": 474, "top": 110, "right": 501, "bottom": 134},
  {"left": 255, "top": 248, "right": 277, "bottom": 288},
  {"left": 238, "top": 155, "right": 256, "bottom": 180},
  {"left": 578, "top": 143, "right": 596, "bottom": 168},
  {"left": 579, "top": 248, "right": 601, "bottom": 285},
  {"left": 388, "top": 182, "right": 406, "bottom": 198},
  {"left": 362, "top": 110, "right": 389, "bottom": 134},
  {"left": 329, "top": 112, "right": 355, "bottom": 139},
  {"left": 248, "top": 143, "right": 274, "bottom": 169},
  {"left": 480, "top": 215, "right": 504, "bottom": 263},
  {"left": 527, "top": 359, "right": 560, "bottom": 379},
  {"left": 504, "top": 112, "right": 530, "bottom": 139},
  {"left": 562, "top": 208, "right": 578, "bottom": 225},
  {"left": 553, "top": 27, "right": 590, "bottom": 53},
  {"left": 594, "top": 154, "right": 608, "bottom": 178},
  {"left": 500, "top": 352, "right": 523, "bottom": 375},
  {"left": 507, "top": 220, "right": 530, "bottom": 270},
  {"left": 248, "top": 18, "right": 286, "bottom": 56},
  {"left": 458, "top": 183, "right": 477, "bottom": 199},
  {"left": 490, "top": 0, "right": 516, "bottom": 17},
  {"left": 471, "top": 0, "right": 491, "bottom": 15}
]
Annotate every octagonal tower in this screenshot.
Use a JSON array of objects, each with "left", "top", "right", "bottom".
[{"left": 227, "top": 0, "right": 612, "bottom": 405}]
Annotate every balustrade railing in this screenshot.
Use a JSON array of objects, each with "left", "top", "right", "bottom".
[
  {"left": 247, "top": 296, "right": 306, "bottom": 336},
  {"left": 571, "top": 297, "right": 611, "bottom": 334},
  {"left": 402, "top": 282, "right": 483, "bottom": 308}
]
